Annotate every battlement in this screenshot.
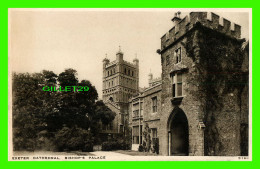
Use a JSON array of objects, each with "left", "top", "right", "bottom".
[
  {"left": 123, "top": 60, "right": 137, "bottom": 68},
  {"left": 161, "top": 12, "right": 241, "bottom": 50},
  {"left": 105, "top": 60, "right": 117, "bottom": 68}
]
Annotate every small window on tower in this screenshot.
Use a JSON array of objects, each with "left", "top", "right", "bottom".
[
  {"left": 175, "top": 48, "right": 181, "bottom": 63},
  {"left": 124, "top": 68, "right": 127, "bottom": 74},
  {"left": 128, "top": 69, "right": 130, "bottom": 76}
]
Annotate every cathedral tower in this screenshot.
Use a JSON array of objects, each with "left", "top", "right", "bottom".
[{"left": 102, "top": 47, "right": 139, "bottom": 133}]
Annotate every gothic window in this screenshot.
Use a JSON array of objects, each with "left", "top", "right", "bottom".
[
  {"left": 124, "top": 68, "right": 127, "bottom": 74},
  {"left": 132, "top": 71, "right": 134, "bottom": 77},
  {"left": 128, "top": 69, "right": 130, "bottom": 76},
  {"left": 171, "top": 74, "right": 176, "bottom": 97},
  {"left": 177, "top": 74, "right": 182, "bottom": 96},
  {"left": 152, "top": 97, "right": 157, "bottom": 113},
  {"left": 132, "top": 126, "right": 140, "bottom": 144},
  {"left": 112, "top": 81, "right": 113, "bottom": 86},
  {"left": 113, "top": 68, "right": 116, "bottom": 74},
  {"left": 171, "top": 73, "right": 183, "bottom": 97},
  {"left": 109, "top": 82, "right": 110, "bottom": 87},
  {"left": 140, "top": 102, "right": 143, "bottom": 116},
  {"left": 175, "top": 48, "right": 181, "bottom": 63},
  {"left": 151, "top": 128, "right": 158, "bottom": 145},
  {"left": 108, "top": 71, "right": 109, "bottom": 76}
]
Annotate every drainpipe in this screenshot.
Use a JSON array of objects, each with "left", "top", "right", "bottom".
[{"left": 139, "top": 98, "right": 141, "bottom": 145}]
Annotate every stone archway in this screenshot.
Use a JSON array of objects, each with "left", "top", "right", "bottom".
[{"left": 167, "top": 107, "right": 189, "bottom": 156}]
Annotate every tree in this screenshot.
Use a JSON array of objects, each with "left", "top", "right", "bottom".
[
  {"left": 54, "top": 126, "right": 93, "bottom": 152},
  {"left": 142, "top": 123, "right": 151, "bottom": 152},
  {"left": 12, "top": 68, "right": 116, "bottom": 151},
  {"left": 12, "top": 72, "right": 48, "bottom": 150},
  {"left": 94, "top": 100, "right": 116, "bottom": 125},
  {"left": 57, "top": 68, "right": 78, "bottom": 87}
]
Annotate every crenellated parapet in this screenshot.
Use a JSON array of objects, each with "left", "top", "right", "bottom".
[{"left": 161, "top": 12, "right": 242, "bottom": 51}]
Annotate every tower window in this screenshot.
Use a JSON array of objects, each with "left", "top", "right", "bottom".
[
  {"left": 171, "top": 73, "right": 183, "bottom": 97},
  {"left": 124, "top": 68, "right": 127, "bottom": 74},
  {"left": 132, "top": 71, "right": 134, "bottom": 76},
  {"left": 152, "top": 97, "right": 157, "bottom": 113},
  {"left": 108, "top": 71, "right": 109, "bottom": 76}
]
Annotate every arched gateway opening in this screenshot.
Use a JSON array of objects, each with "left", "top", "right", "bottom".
[{"left": 167, "top": 108, "right": 189, "bottom": 156}]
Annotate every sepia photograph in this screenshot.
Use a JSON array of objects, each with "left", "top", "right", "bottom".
[{"left": 8, "top": 8, "right": 251, "bottom": 161}]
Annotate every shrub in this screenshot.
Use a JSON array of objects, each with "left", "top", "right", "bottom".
[
  {"left": 153, "top": 138, "right": 159, "bottom": 154},
  {"left": 101, "top": 139, "right": 131, "bottom": 151},
  {"left": 138, "top": 145, "right": 144, "bottom": 152},
  {"left": 54, "top": 126, "right": 94, "bottom": 152}
]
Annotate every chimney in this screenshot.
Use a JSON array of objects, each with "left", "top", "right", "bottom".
[{"left": 171, "top": 11, "right": 182, "bottom": 26}]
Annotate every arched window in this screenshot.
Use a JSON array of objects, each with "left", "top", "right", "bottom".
[
  {"left": 108, "top": 71, "right": 109, "bottom": 76},
  {"left": 128, "top": 69, "right": 130, "bottom": 75},
  {"left": 132, "top": 71, "right": 134, "bottom": 76},
  {"left": 109, "top": 97, "right": 114, "bottom": 102},
  {"left": 124, "top": 68, "right": 127, "bottom": 74}
]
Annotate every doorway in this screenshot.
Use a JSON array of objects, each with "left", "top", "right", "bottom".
[{"left": 168, "top": 108, "right": 189, "bottom": 156}]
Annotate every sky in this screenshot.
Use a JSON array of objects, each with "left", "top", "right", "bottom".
[{"left": 9, "top": 8, "right": 250, "bottom": 99}]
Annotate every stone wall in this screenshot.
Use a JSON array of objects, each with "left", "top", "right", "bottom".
[{"left": 159, "top": 16, "right": 248, "bottom": 156}]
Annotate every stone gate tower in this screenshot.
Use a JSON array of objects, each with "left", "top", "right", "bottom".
[{"left": 102, "top": 47, "right": 139, "bottom": 134}]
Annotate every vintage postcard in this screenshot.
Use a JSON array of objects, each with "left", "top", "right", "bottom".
[{"left": 8, "top": 8, "right": 252, "bottom": 161}]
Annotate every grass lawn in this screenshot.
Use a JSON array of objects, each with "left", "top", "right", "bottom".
[
  {"left": 13, "top": 150, "right": 93, "bottom": 156},
  {"left": 115, "top": 150, "right": 159, "bottom": 156}
]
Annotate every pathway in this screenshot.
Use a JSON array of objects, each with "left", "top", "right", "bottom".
[{"left": 90, "top": 151, "right": 131, "bottom": 156}]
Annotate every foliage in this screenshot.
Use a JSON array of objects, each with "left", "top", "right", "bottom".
[
  {"left": 54, "top": 126, "right": 93, "bottom": 152},
  {"left": 94, "top": 100, "right": 116, "bottom": 125},
  {"left": 12, "top": 72, "right": 47, "bottom": 150},
  {"left": 138, "top": 145, "right": 144, "bottom": 152},
  {"left": 101, "top": 138, "right": 130, "bottom": 151},
  {"left": 142, "top": 123, "right": 151, "bottom": 152},
  {"left": 152, "top": 138, "right": 159, "bottom": 154},
  {"left": 123, "top": 120, "right": 132, "bottom": 149},
  {"left": 184, "top": 24, "right": 248, "bottom": 155},
  {"left": 12, "top": 68, "right": 116, "bottom": 152}
]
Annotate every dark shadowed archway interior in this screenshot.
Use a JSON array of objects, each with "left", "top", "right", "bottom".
[
  {"left": 169, "top": 108, "right": 189, "bottom": 156},
  {"left": 109, "top": 97, "right": 114, "bottom": 102}
]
